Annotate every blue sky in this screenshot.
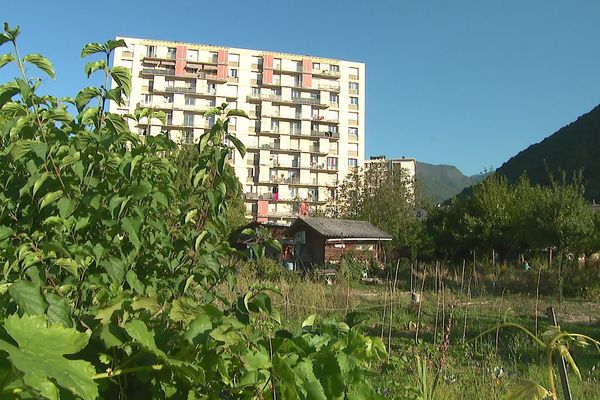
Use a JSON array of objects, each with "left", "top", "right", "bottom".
[{"left": 2, "top": 0, "right": 600, "bottom": 175}]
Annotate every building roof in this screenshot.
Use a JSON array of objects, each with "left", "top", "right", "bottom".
[{"left": 292, "top": 217, "right": 393, "bottom": 240}]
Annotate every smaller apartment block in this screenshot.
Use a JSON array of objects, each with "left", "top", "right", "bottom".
[{"left": 109, "top": 37, "right": 365, "bottom": 223}]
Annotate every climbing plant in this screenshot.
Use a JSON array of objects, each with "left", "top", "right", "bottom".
[{"left": 0, "top": 24, "right": 385, "bottom": 399}]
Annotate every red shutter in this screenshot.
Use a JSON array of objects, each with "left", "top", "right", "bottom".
[
  {"left": 302, "top": 58, "right": 312, "bottom": 88},
  {"left": 176, "top": 46, "right": 187, "bottom": 60},
  {"left": 299, "top": 202, "right": 309, "bottom": 217},
  {"left": 302, "top": 58, "right": 312, "bottom": 73},
  {"left": 217, "top": 65, "right": 228, "bottom": 79},
  {"left": 217, "top": 49, "right": 228, "bottom": 64},
  {"left": 175, "top": 46, "right": 187, "bottom": 76},
  {"left": 257, "top": 200, "right": 269, "bottom": 222},
  {"left": 263, "top": 54, "right": 273, "bottom": 69},
  {"left": 263, "top": 69, "right": 273, "bottom": 84}
]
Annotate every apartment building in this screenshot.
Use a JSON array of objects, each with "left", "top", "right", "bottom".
[
  {"left": 363, "top": 156, "right": 416, "bottom": 179},
  {"left": 109, "top": 37, "right": 365, "bottom": 222}
]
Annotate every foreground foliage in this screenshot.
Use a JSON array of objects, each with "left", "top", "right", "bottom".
[{"left": 0, "top": 25, "right": 385, "bottom": 399}]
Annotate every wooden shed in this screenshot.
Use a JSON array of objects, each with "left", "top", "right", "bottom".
[{"left": 288, "top": 217, "right": 393, "bottom": 267}]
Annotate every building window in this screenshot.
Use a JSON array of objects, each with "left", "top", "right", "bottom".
[
  {"left": 207, "top": 115, "right": 216, "bottom": 128},
  {"left": 330, "top": 94, "right": 339, "bottom": 103},
  {"left": 229, "top": 53, "right": 240, "bottom": 63},
  {"left": 209, "top": 52, "right": 218, "bottom": 63},
  {"left": 229, "top": 68, "right": 238, "bottom": 78},
  {"left": 330, "top": 64, "right": 339, "bottom": 72},
  {"left": 165, "top": 94, "right": 174, "bottom": 104},
  {"left": 291, "top": 121, "right": 300, "bottom": 134},
  {"left": 165, "top": 112, "right": 173, "bottom": 125},
  {"left": 167, "top": 47, "right": 176, "bottom": 59},
  {"left": 186, "top": 49, "right": 198, "bottom": 61},
  {"left": 184, "top": 129, "right": 194, "bottom": 144},
  {"left": 291, "top": 89, "right": 301, "bottom": 98},
  {"left": 350, "top": 97, "right": 359, "bottom": 105},
  {"left": 326, "top": 157, "right": 338, "bottom": 170},
  {"left": 310, "top": 92, "right": 320, "bottom": 101},
  {"left": 290, "top": 187, "right": 298, "bottom": 198},
  {"left": 143, "top": 94, "right": 153, "bottom": 104},
  {"left": 312, "top": 62, "right": 320, "bottom": 70},
  {"left": 294, "top": 75, "right": 302, "bottom": 86},
  {"left": 273, "top": 58, "right": 281, "bottom": 69},
  {"left": 251, "top": 87, "right": 260, "bottom": 96},
  {"left": 272, "top": 87, "right": 281, "bottom": 96},
  {"left": 183, "top": 113, "right": 194, "bottom": 126},
  {"left": 271, "top": 120, "right": 279, "bottom": 132},
  {"left": 348, "top": 158, "right": 358, "bottom": 167},
  {"left": 185, "top": 96, "right": 195, "bottom": 106},
  {"left": 146, "top": 46, "right": 156, "bottom": 57},
  {"left": 349, "top": 82, "right": 359, "bottom": 90},
  {"left": 348, "top": 127, "right": 358, "bottom": 139},
  {"left": 207, "top": 82, "right": 216, "bottom": 94}
]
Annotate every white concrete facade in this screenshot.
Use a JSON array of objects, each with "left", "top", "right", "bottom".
[{"left": 109, "top": 37, "right": 365, "bottom": 222}]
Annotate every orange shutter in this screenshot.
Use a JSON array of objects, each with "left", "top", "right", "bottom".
[{"left": 175, "top": 46, "right": 187, "bottom": 76}]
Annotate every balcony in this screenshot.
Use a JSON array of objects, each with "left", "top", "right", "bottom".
[
  {"left": 349, "top": 74, "right": 359, "bottom": 81},
  {"left": 142, "top": 67, "right": 175, "bottom": 76},
  {"left": 312, "top": 68, "right": 341, "bottom": 78},
  {"left": 309, "top": 146, "right": 327, "bottom": 154},
  {"left": 348, "top": 134, "right": 359, "bottom": 142},
  {"left": 246, "top": 95, "right": 328, "bottom": 108},
  {"left": 244, "top": 192, "right": 258, "bottom": 199},
  {"left": 312, "top": 115, "right": 339, "bottom": 124},
  {"left": 164, "top": 86, "right": 196, "bottom": 94},
  {"left": 317, "top": 83, "right": 341, "bottom": 92},
  {"left": 310, "top": 130, "right": 340, "bottom": 139}
]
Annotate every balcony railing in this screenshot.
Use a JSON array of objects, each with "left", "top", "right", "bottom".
[
  {"left": 142, "top": 67, "right": 175, "bottom": 76},
  {"left": 348, "top": 150, "right": 358, "bottom": 157},
  {"left": 348, "top": 134, "right": 359, "bottom": 142},
  {"left": 310, "top": 130, "right": 340, "bottom": 139},
  {"left": 317, "top": 83, "right": 341, "bottom": 91},
  {"left": 246, "top": 95, "right": 327, "bottom": 107},
  {"left": 121, "top": 51, "right": 134, "bottom": 59},
  {"left": 164, "top": 86, "right": 196, "bottom": 94},
  {"left": 312, "top": 68, "right": 341, "bottom": 77}
]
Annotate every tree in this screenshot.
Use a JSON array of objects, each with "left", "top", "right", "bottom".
[{"left": 328, "top": 162, "right": 426, "bottom": 255}]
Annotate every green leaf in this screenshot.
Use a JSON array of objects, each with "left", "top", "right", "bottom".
[
  {"left": 57, "top": 197, "right": 77, "bottom": 219},
  {"left": 0, "top": 314, "right": 98, "bottom": 400},
  {"left": 0, "top": 53, "right": 15, "bottom": 69},
  {"left": 45, "top": 293, "right": 72, "bottom": 328},
  {"left": 126, "top": 270, "right": 145, "bottom": 294},
  {"left": 0, "top": 81, "right": 20, "bottom": 108},
  {"left": 84, "top": 60, "right": 106, "bottom": 78},
  {"left": 128, "top": 180, "right": 152, "bottom": 199},
  {"left": 225, "top": 133, "right": 246, "bottom": 158},
  {"left": 0, "top": 225, "right": 14, "bottom": 241},
  {"left": 10, "top": 139, "right": 32, "bottom": 161},
  {"left": 226, "top": 109, "right": 249, "bottom": 118},
  {"left": 80, "top": 42, "right": 106, "bottom": 58},
  {"left": 302, "top": 314, "right": 316, "bottom": 329},
  {"left": 39, "top": 190, "right": 63, "bottom": 210},
  {"left": 75, "top": 87, "right": 102, "bottom": 112},
  {"left": 23, "top": 53, "right": 55, "bottom": 79},
  {"left": 506, "top": 380, "right": 552, "bottom": 400},
  {"left": 110, "top": 66, "right": 132, "bottom": 97},
  {"left": 202, "top": 107, "right": 220, "bottom": 119},
  {"left": 123, "top": 320, "right": 167, "bottom": 359},
  {"left": 101, "top": 257, "right": 125, "bottom": 285},
  {"left": 8, "top": 280, "right": 47, "bottom": 315},
  {"left": 106, "top": 39, "right": 127, "bottom": 52},
  {"left": 244, "top": 350, "right": 270, "bottom": 372},
  {"left": 55, "top": 258, "right": 79, "bottom": 278},
  {"left": 122, "top": 216, "right": 141, "bottom": 250},
  {"left": 185, "top": 313, "right": 213, "bottom": 343}
]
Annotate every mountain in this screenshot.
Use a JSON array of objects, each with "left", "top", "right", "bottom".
[
  {"left": 416, "top": 162, "right": 485, "bottom": 204},
  {"left": 495, "top": 104, "right": 600, "bottom": 201}
]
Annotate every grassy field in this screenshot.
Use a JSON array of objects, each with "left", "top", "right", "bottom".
[{"left": 231, "top": 262, "right": 600, "bottom": 399}]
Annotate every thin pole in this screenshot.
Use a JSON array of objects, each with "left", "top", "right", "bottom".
[{"left": 546, "top": 307, "right": 573, "bottom": 400}]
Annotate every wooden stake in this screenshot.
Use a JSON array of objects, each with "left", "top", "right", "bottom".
[
  {"left": 460, "top": 258, "right": 466, "bottom": 293},
  {"left": 415, "top": 265, "right": 426, "bottom": 343}
]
